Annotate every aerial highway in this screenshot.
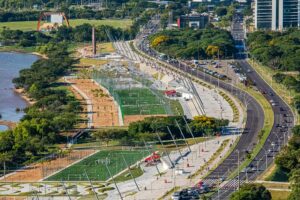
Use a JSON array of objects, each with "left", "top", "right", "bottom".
[{"left": 135, "top": 15, "right": 294, "bottom": 199}]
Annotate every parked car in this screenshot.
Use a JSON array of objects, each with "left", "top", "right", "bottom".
[{"left": 171, "top": 192, "right": 181, "bottom": 200}]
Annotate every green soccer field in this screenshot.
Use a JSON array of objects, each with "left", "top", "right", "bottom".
[
  {"left": 45, "top": 150, "right": 147, "bottom": 181},
  {"left": 0, "top": 19, "right": 132, "bottom": 31},
  {"left": 115, "top": 88, "right": 167, "bottom": 115}
]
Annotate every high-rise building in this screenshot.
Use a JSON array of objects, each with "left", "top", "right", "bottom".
[{"left": 255, "top": 0, "right": 300, "bottom": 30}]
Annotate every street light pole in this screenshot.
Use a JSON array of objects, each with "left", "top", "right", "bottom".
[{"left": 237, "top": 150, "right": 240, "bottom": 190}]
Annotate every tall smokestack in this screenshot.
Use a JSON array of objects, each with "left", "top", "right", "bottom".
[{"left": 92, "top": 27, "right": 96, "bottom": 56}]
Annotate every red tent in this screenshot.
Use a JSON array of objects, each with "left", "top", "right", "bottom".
[
  {"left": 164, "top": 90, "right": 176, "bottom": 96},
  {"left": 145, "top": 152, "right": 161, "bottom": 162}
]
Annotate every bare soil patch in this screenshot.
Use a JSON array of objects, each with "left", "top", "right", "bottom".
[
  {"left": 68, "top": 78, "right": 120, "bottom": 127},
  {"left": 2, "top": 150, "right": 95, "bottom": 182},
  {"left": 123, "top": 115, "right": 168, "bottom": 126}
]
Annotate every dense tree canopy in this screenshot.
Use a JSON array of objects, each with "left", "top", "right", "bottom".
[
  {"left": 0, "top": 24, "right": 131, "bottom": 47},
  {"left": 275, "top": 125, "right": 300, "bottom": 199},
  {"left": 0, "top": 0, "right": 158, "bottom": 22},
  {"left": 128, "top": 115, "right": 228, "bottom": 140},
  {"left": 230, "top": 184, "right": 271, "bottom": 200},
  {"left": 247, "top": 29, "right": 300, "bottom": 71},
  {"left": 0, "top": 42, "right": 81, "bottom": 169},
  {"left": 149, "top": 28, "right": 236, "bottom": 59},
  {"left": 89, "top": 115, "right": 228, "bottom": 146}
]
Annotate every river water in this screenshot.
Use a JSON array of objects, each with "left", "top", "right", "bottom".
[{"left": 0, "top": 52, "right": 38, "bottom": 130}]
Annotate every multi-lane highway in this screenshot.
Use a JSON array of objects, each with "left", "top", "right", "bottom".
[
  {"left": 210, "top": 13, "right": 294, "bottom": 199},
  {"left": 135, "top": 14, "right": 294, "bottom": 199}
]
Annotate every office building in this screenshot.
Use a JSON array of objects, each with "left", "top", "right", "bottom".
[{"left": 255, "top": 0, "right": 300, "bottom": 30}]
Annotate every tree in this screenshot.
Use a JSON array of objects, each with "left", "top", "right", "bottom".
[
  {"left": 289, "top": 169, "right": 300, "bottom": 200},
  {"left": 230, "top": 184, "right": 271, "bottom": 200},
  {"left": 151, "top": 35, "right": 170, "bottom": 47},
  {"left": 215, "top": 7, "right": 227, "bottom": 17},
  {"left": 0, "top": 152, "right": 13, "bottom": 182},
  {"left": 92, "top": 129, "right": 128, "bottom": 146},
  {"left": 206, "top": 45, "right": 220, "bottom": 58}
]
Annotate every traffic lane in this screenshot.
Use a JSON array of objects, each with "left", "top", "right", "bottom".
[
  {"left": 211, "top": 20, "right": 293, "bottom": 200},
  {"left": 237, "top": 60, "right": 294, "bottom": 126},
  {"left": 138, "top": 37, "right": 263, "bottom": 176},
  {"left": 138, "top": 40, "right": 265, "bottom": 199},
  {"left": 168, "top": 60, "right": 264, "bottom": 178},
  {"left": 235, "top": 60, "right": 294, "bottom": 174},
  {"left": 139, "top": 45, "right": 264, "bottom": 161},
  {"left": 178, "top": 71, "right": 263, "bottom": 172}
]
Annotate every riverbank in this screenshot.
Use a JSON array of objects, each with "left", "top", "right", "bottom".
[
  {"left": 0, "top": 45, "right": 47, "bottom": 59},
  {"left": 0, "top": 52, "right": 38, "bottom": 123},
  {"left": 14, "top": 88, "right": 35, "bottom": 105},
  {"left": 0, "top": 120, "right": 16, "bottom": 130}
]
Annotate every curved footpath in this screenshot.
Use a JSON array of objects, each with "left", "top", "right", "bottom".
[{"left": 136, "top": 40, "right": 293, "bottom": 199}]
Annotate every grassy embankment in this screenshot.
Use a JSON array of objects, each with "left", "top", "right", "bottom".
[
  {"left": 249, "top": 59, "right": 300, "bottom": 182},
  {"left": 0, "top": 19, "right": 132, "bottom": 31},
  {"left": 249, "top": 59, "right": 299, "bottom": 124}
]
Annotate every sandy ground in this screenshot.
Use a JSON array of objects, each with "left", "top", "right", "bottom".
[
  {"left": 67, "top": 85, "right": 89, "bottom": 129},
  {"left": 68, "top": 78, "right": 120, "bottom": 127},
  {"left": 13, "top": 88, "right": 35, "bottom": 105},
  {"left": 0, "top": 150, "right": 95, "bottom": 182}
]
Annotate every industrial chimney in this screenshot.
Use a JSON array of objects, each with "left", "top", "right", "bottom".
[{"left": 92, "top": 27, "right": 96, "bottom": 56}]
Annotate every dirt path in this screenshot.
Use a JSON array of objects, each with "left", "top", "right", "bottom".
[{"left": 67, "top": 78, "right": 120, "bottom": 127}]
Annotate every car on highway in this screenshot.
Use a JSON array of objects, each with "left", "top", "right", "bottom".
[
  {"left": 171, "top": 192, "right": 181, "bottom": 200},
  {"left": 172, "top": 189, "right": 200, "bottom": 200}
]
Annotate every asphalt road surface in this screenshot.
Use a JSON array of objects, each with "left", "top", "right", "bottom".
[{"left": 136, "top": 15, "right": 294, "bottom": 199}]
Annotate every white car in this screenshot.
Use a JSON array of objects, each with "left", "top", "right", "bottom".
[{"left": 171, "top": 192, "right": 180, "bottom": 200}]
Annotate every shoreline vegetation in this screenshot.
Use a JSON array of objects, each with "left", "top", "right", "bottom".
[
  {"left": 0, "top": 42, "right": 83, "bottom": 170},
  {"left": 13, "top": 88, "right": 35, "bottom": 106}
]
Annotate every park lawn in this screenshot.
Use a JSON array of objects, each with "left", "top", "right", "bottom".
[
  {"left": 115, "top": 88, "right": 167, "bottom": 115},
  {"left": 0, "top": 19, "right": 132, "bottom": 31},
  {"left": 79, "top": 58, "right": 109, "bottom": 66},
  {"left": 45, "top": 150, "right": 147, "bottom": 181}
]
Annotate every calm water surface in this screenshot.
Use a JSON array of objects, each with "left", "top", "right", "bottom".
[{"left": 0, "top": 52, "right": 38, "bottom": 123}]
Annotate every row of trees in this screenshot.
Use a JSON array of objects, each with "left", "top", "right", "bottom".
[
  {"left": 247, "top": 29, "right": 300, "bottom": 71},
  {"left": 0, "top": 0, "right": 129, "bottom": 11},
  {"left": 92, "top": 116, "right": 229, "bottom": 146},
  {"left": 0, "top": 24, "right": 132, "bottom": 47},
  {"left": 0, "top": 0, "right": 158, "bottom": 22},
  {"left": 273, "top": 73, "right": 300, "bottom": 92},
  {"left": 274, "top": 125, "right": 300, "bottom": 199},
  {"left": 0, "top": 9, "right": 156, "bottom": 46},
  {"left": 0, "top": 42, "right": 81, "bottom": 169},
  {"left": 149, "top": 28, "right": 236, "bottom": 59},
  {"left": 230, "top": 184, "right": 271, "bottom": 200}
]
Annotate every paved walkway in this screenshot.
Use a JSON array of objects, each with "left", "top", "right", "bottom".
[
  {"left": 114, "top": 40, "right": 245, "bottom": 128},
  {"left": 106, "top": 135, "right": 239, "bottom": 200}
]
